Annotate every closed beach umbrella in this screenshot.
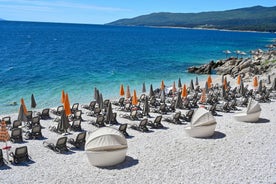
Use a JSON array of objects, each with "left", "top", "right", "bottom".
[
  {"left": 181, "top": 84, "right": 187, "bottom": 98},
  {"left": 149, "top": 84, "right": 154, "bottom": 97},
  {"left": 95, "top": 89, "right": 100, "bottom": 105},
  {"left": 175, "top": 92, "right": 183, "bottom": 108},
  {"left": 195, "top": 76, "right": 199, "bottom": 86},
  {"left": 160, "top": 90, "right": 166, "bottom": 103},
  {"left": 132, "top": 90, "right": 138, "bottom": 106},
  {"left": 61, "top": 90, "right": 65, "bottom": 104},
  {"left": 253, "top": 76, "right": 258, "bottom": 89},
  {"left": 20, "top": 98, "right": 28, "bottom": 115},
  {"left": 205, "top": 81, "right": 209, "bottom": 94},
  {"left": 200, "top": 89, "right": 206, "bottom": 104},
  {"left": 31, "top": 94, "right": 37, "bottom": 108},
  {"left": 143, "top": 96, "right": 150, "bottom": 116},
  {"left": 120, "top": 84, "right": 125, "bottom": 96},
  {"left": 99, "top": 93, "right": 104, "bottom": 109},
  {"left": 160, "top": 80, "right": 165, "bottom": 91},
  {"left": 237, "top": 75, "right": 241, "bottom": 85},
  {"left": 64, "top": 93, "right": 71, "bottom": 116},
  {"left": 18, "top": 104, "right": 27, "bottom": 122},
  {"left": 58, "top": 110, "right": 70, "bottom": 133},
  {"left": 223, "top": 77, "right": 227, "bottom": 90},
  {"left": 240, "top": 80, "right": 245, "bottom": 96},
  {"left": 207, "top": 75, "right": 212, "bottom": 88},
  {"left": 106, "top": 102, "right": 113, "bottom": 124},
  {"left": 94, "top": 87, "right": 98, "bottom": 100},
  {"left": 142, "top": 82, "right": 146, "bottom": 93},
  {"left": 172, "top": 81, "right": 177, "bottom": 94},
  {"left": 126, "top": 86, "right": 131, "bottom": 99},
  {"left": 190, "top": 79, "right": 194, "bottom": 91},
  {"left": 178, "top": 78, "right": 182, "bottom": 88},
  {"left": 258, "top": 80, "right": 263, "bottom": 93}
]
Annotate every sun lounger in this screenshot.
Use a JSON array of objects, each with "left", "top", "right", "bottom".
[
  {"left": 86, "top": 107, "right": 101, "bottom": 117},
  {"left": 118, "top": 123, "right": 129, "bottom": 137},
  {"left": 130, "top": 118, "right": 149, "bottom": 132},
  {"left": 148, "top": 115, "right": 164, "bottom": 129},
  {"left": 51, "top": 105, "right": 64, "bottom": 116},
  {"left": 70, "top": 119, "right": 82, "bottom": 131},
  {"left": 164, "top": 112, "right": 182, "bottom": 124},
  {"left": 71, "top": 103, "right": 79, "bottom": 114},
  {"left": 43, "top": 137, "right": 69, "bottom": 153},
  {"left": 25, "top": 124, "right": 43, "bottom": 139},
  {"left": 10, "top": 128, "right": 23, "bottom": 143},
  {"left": 39, "top": 108, "right": 51, "bottom": 120},
  {"left": 71, "top": 110, "right": 82, "bottom": 121},
  {"left": 120, "top": 110, "right": 140, "bottom": 121},
  {"left": 68, "top": 132, "right": 86, "bottom": 149},
  {"left": 9, "top": 146, "right": 30, "bottom": 164},
  {"left": 91, "top": 115, "right": 105, "bottom": 128},
  {"left": 26, "top": 111, "right": 33, "bottom": 122},
  {"left": 10, "top": 120, "right": 22, "bottom": 130},
  {"left": 82, "top": 101, "right": 96, "bottom": 111},
  {"left": 181, "top": 110, "right": 195, "bottom": 122}
]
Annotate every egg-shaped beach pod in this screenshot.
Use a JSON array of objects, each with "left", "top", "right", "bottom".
[
  {"left": 85, "top": 127, "right": 128, "bottom": 167},
  {"left": 185, "top": 108, "right": 217, "bottom": 138},
  {"left": 234, "top": 98, "right": 261, "bottom": 122}
]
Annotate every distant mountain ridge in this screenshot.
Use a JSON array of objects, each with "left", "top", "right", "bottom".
[{"left": 107, "top": 6, "right": 276, "bottom": 32}]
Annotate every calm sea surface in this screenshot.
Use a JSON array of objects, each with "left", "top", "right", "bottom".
[{"left": 0, "top": 21, "right": 275, "bottom": 114}]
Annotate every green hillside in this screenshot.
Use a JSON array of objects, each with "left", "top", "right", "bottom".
[{"left": 107, "top": 6, "right": 276, "bottom": 32}]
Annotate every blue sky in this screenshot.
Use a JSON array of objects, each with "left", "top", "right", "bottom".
[{"left": 0, "top": 0, "right": 275, "bottom": 24}]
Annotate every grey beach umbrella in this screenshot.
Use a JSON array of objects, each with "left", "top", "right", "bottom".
[
  {"left": 178, "top": 78, "right": 182, "bottom": 88},
  {"left": 143, "top": 96, "right": 150, "bottom": 116},
  {"left": 149, "top": 84, "right": 154, "bottom": 97},
  {"left": 142, "top": 82, "right": 146, "bottom": 93},
  {"left": 175, "top": 92, "right": 183, "bottom": 109},
  {"left": 106, "top": 102, "right": 113, "bottom": 124},
  {"left": 31, "top": 94, "right": 37, "bottom": 108},
  {"left": 57, "top": 110, "right": 70, "bottom": 133}
]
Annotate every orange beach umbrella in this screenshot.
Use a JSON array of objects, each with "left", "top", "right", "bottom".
[
  {"left": 64, "top": 93, "right": 71, "bottom": 116},
  {"left": 120, "top": 84, "right": 125, "bottom": 96},
  {"left": 237, "top": 75, "right": 241, "bottom": 85},
  {"left": 181, "top": 84, "right": 187, "bottom": 98},
  {"left": 132, "top": 90, "right": 138, "bottom": 106},
  {"left": 253, "top": 76, "right": 258, "bottom": 89},
  {"left": 160, "top": 80, "right": 165, "bottom": 90},
  {"left": 223, "top": 77, "right": 227, "bottom": 90},
  {"left": 20, "top": 98, "right": 28, "bottom": 115},
  {"left": 207, "top": 75, "right": 212, "bottom": 88}
]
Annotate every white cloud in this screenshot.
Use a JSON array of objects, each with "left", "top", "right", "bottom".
[{"left": 0, "top": 0, "right": 131, "bottom": 12}]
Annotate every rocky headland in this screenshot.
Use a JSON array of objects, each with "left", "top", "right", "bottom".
[{"left": 188, "top": 45, "right": 276, "bottom": 80}]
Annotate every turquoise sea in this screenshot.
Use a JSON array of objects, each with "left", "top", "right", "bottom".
[{"left": 0, "top": 21, "right": 275, "bottom": 114}]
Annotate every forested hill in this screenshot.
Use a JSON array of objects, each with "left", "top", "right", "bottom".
[{"left": 107, "top": 6, "right": 276, "bottom": 32}]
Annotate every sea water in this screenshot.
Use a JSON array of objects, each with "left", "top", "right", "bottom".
[{"left": 0, "top": 21, "right": 275, "bottom": 114}]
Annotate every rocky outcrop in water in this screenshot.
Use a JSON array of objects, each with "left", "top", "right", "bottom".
[{"left": 187, "top": 48, "right": 276, "bottom": 79}]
